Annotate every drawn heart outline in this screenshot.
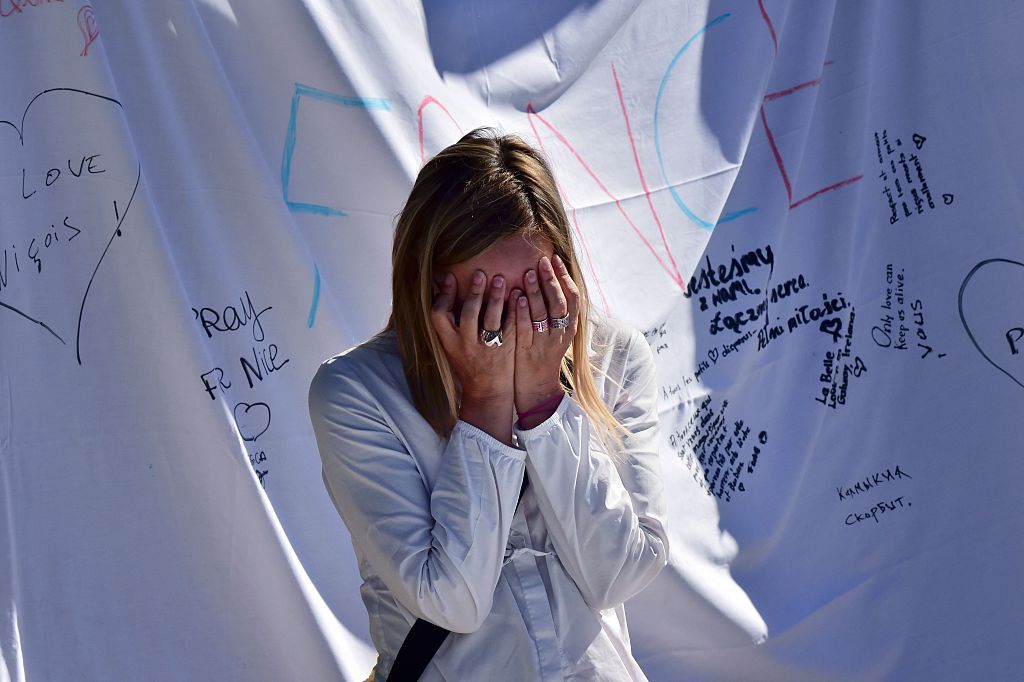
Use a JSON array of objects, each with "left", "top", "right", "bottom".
[
  {"left": 958, "top": 258, "right": 1024, "bottom": 390},
  {"left": 0, "top": 88, "right": 141, "bottom": 364},
  {"left": 233, "top": 401, "right": 271, "bottom": 442}
]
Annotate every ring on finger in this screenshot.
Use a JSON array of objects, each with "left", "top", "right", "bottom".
[
  {"left": 480, "top": 328, "right": 503, "bottom": 347},
  {"left": 531, "top": 318, "right": 550, "bottom": 333},
  {"left": 549, "top": 313, "right": 570, "bottom": 329}
]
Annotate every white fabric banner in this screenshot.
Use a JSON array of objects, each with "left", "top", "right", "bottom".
[{"left": 1, "top": 0, "right": 1020, "bottom": 679}]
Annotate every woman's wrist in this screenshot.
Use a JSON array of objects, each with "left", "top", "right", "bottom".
[
  {"left": 460, "top": 394, "right": 515, "bottom": 446},
  {"left": 515, "top": 389, "right": 565, "bottom": 430},
  {"left": 515, "top": 378, "right": 563, "bottom": 412}
]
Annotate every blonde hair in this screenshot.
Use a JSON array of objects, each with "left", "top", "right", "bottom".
[{"left": 384, "top": 128, "right": 627, "bottom": 449}]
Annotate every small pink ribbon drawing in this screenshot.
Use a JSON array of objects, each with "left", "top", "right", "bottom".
[{"left": 78, "top": 5, "right": 98, "bottom": 57}]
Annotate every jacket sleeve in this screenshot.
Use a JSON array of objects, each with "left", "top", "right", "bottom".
[
  {"left": 308, "top": 358, "right": 526, "bottom": 634},
  {"left": 513, "top": 330, "right": 669, "bottom": 611}
]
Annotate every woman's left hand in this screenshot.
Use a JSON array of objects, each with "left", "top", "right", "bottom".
[{"left": 514, "top": 254, "right": 580, "bottom": 421}]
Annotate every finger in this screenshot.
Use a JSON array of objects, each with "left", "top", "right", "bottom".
[
  {"left": 515, "top": 292, "right": 533, "bottom": 349},
  {"left": 502, "top": 289, "right": 519, "bottom": 340},
  {"left": 552, "top": 254, "right": 580, "bottom": 324},
  {"left": 481, "top": 275, "right": 505, "bottom": 332},
  {"left": 523, "top": 267, "right": 548, "bottom": 324},
  {"left": 538, "top": 256, "right": 568, "bottom": 318},
  {"left": 430, "top": 272, "right": 458, "bottom": 339},
  {"left": 459, "top": 269, "right": 487, "bottom": 339}
]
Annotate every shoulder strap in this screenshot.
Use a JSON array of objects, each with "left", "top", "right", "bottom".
[
  {"left": 384, "top": 618, "right": 449, "bottom": 682},
  {"left": 385, "top": 471, "right": 529, "bottom": 682}
]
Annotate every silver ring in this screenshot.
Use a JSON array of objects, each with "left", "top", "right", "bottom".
[
  {"left": 480, "top": 328, "right": 503, "bottom": 347},
  {"left": 549, "top": 313, "right": 570, "bottom": 329},
  {"left": 531, "top": 318, "right": 550, "bottom": 333}
]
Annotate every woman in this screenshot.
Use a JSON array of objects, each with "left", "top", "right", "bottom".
[{"left": 308, "top": 128, "right": 669, "bottom": 681}]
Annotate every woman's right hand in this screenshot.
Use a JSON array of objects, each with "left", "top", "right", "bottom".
[{"left": 431, "top": 270, "right": 518, "bottom": 442}]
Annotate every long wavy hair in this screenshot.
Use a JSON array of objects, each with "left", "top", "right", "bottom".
[{"left": 384, "top": 128, "right": 626, "bottom": 449}]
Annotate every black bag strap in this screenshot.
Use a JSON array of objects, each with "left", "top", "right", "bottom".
[{"left": 385, "top": 471, "right": 529, "bottom": 682}]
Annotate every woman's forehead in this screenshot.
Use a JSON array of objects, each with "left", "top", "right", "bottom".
[{"left": 452, "top": 235, "right": 553, "bottom": 276}]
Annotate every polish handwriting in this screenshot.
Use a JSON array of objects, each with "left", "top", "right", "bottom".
[{"left": 684, "top": 244, "right": 774, "bottom": 309}]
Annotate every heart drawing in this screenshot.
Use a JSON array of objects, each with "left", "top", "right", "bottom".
[
  {"left": 0, "top": 88, "right": 141, "bottom": 364},
  {"left": 233, "top": 401, "right": 271, "bottom": 442},
  {"left": 958, "top": 258, "right": 1024, "bottom": 390}
]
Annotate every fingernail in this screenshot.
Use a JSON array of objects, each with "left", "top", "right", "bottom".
[
  {"left": 510, "top": 289, "right": 521, "bottom": 300},
  {"left": 493, "top": 275, "right": 504, "bottom": 288},
  {"left": 518, "top": 295, "right": 528, "bottom": 307},
  {"left": 472, "top": 271, "right": 484, "bottom": 285},
  {"left": 444, "top": 272, "right": 454, "bottom": 286},
  {"left": 540, "top": 257, "right": 552, "bottom": 272},
  {"left": 553, "top": 254, "right": 564, "bottom": 270},
  {"left": 526, "top": 270, "right": 536, "bottom": 283}
]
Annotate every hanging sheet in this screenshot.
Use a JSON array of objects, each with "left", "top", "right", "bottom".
[{"left": 1, "top": 1, "right": 1021, "bottom": 679}]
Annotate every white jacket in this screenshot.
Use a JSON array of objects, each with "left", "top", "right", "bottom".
[{"left": 308, "top": 318, "right": 670, "bottom": 681}]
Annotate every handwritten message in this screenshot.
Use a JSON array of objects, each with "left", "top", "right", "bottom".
[
  {"left": 643, "top": 322, "right": 670, "bottom": 356},
  {"left": 683, "top": 244, "right": 775, "bottom": 338},
  {"left": 835, "top": 465, "right": 913, "bottom": 527},
  {"left": 671, "top": 240, "right": 861, "bottom": 399},
  {"left": 669, "top": 397, "right": 768, "bottom": 502},
  {"left": 192, "top": 290, "right": 291, "bottom": 488},
  {"left": 755, "top": 287, "right": 850, "bottom": 352},
  {"left": 872, "top": 263, "right": 945, "bottom": 360},
  {"left": 814, "top": 306, "right": 868, "bottom": 409},
  {"left": 0, "top": 88, "right": 141, "bottom": 364},
  {"left": 874, "top": 129, "right": 953, "bottom": 225}
]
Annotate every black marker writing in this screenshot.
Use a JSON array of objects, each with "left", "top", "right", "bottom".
[
  {"left": 240, "top": 343, "right": 291, "bottom": 389},
  {"left": 192, "top": 290, "right": 272, "bottom": 342},
  {"left": 1007, "top": 328, "right": 1023, "bottom": 355},
  {"left": 684, "top": 244, "right": 774, "bottom": 300},
  {"left": 845, "top": 497, "right": 909, "bottom": 526},
  {"left": 21, "top": 154, "right": 105, "bottom": 199},
  {"left": 200, "top": 367, "right": 232, "bottom": 400}
]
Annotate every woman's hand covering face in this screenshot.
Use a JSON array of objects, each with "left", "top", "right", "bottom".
[
  {"left": 430, "top": 236, "right": 578, "bottom": 425},
  {"left": 513, "top": 254, "right": 579, "bottom": 415},
  {"left": 430, "top": 269, "right": 518, "bottom": 404}
]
